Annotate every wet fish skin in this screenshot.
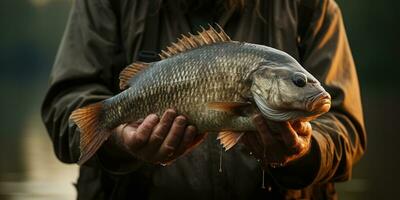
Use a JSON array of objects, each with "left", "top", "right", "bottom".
[
  {"left": 70, "top": 26, "right": 331, "bottom": 165},
  {"left": 104, "top": 42, "right": 264, "bottom": 133}
]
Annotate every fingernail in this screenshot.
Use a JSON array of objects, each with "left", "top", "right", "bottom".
[
  {"left": 148, "top": 114, "right": 159, "bottom": 121},
  {"left": 166, "top": 109, "right": 176, "bottom": 115},
  {"left": 188, "top": 125, "right": 196, "bottom": 132},
  {"left": 175, "top": 116, "right": 186, "bottom": 125}
]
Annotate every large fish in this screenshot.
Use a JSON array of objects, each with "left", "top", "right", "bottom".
[{"left": 70, "top": 25, "right": 331, "bottom": 165}]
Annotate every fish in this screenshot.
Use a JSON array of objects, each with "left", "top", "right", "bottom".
[{"left": 70, "top": 25, "right": 331, "bottom": 165}]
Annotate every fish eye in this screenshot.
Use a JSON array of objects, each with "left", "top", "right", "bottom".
[{"left": 292, "top": 72, "right": 307, "bottom": 87}]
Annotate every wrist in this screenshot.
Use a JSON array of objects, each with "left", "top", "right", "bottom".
[
  {"left": 266, "top": 136, "right": 321, "bottom": 189},
  {"left": 96, "top": 131, "right": 143, "bottom": 174}
]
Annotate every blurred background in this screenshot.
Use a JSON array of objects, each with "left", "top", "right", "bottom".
[{"left": 0, "top": 0, "right": 398, "bottom": 199}]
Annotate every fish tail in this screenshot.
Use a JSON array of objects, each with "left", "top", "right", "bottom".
[{"left": 70, "top": 102, "right": 112, "bottom": 165}]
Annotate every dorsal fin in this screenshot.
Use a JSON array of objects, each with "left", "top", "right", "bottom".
[
  {"left": 119, "top": 62, "right": 149, "bottom": 90},
  {"left": 159, "top": 24, "right": 231, "bottom": 60}
]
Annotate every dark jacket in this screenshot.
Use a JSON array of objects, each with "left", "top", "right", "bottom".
[{"left": 41, "top": 0, "right": 366, "bottom": 199}]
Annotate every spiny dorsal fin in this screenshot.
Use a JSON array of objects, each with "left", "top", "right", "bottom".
[
  {"left": 159, "top": 24, "right": 231, "bottom": 60},
  {"left": 119, "top": 62, "right": 149, "bottom": 90}
]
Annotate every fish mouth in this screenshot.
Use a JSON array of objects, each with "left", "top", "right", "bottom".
[{"left": 306, "top": 92, "right": 331, "bottom": 114}]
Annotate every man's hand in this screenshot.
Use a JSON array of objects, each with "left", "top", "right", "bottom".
[
  {"left": 114, "top": 109, "right": 206, "bottom": 165},
  {"left": 242, "top": 113, "right": 312, "bottom": 167}
]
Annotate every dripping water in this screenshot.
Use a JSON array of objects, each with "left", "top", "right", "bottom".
[{"left": 219, "top": 145, "right": 223, "bottom": 173}]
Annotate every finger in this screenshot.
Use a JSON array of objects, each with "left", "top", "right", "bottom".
[
  {"left": 125, "top": 114, "right": 159, "bottom": 151},
  {"left": 148, "top": 109, "right": 177, "bottom": 146},
  {"left": 278, "top": 122, "right": 301, "bottom": 154},
  {"left": 174, "top": 125, "right": 197, "bottom": 156},
  {"left": 291, "top": 121, "right": 312, "bottom": 137},
  {"left": 157, "top": 115, "right": 187, "bottom": 160},
  {"left": 252, "top": 114, "right": 274, "bottom": 146}
]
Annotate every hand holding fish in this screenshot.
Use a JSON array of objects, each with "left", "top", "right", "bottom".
[
  {"left": 242, "top": 114, "right": 312, "bottom": 167},
  {"left": 113, "top": 109, "right": 205, "bottom": 164},
  {"left": 70, "top": 25, "right": 331, "bottom": 165}
]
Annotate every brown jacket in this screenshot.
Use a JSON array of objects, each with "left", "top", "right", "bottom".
[{"left": 41, "top": 0, "right": 366, "bottom": 199}]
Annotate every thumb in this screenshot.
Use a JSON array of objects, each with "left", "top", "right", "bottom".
[{"left": 291, "top": 121, "right": 312, "bottom": 137}]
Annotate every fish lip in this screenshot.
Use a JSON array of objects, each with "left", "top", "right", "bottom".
[{"left": 306, "top": 92, "right": 331, "bottom": 114}]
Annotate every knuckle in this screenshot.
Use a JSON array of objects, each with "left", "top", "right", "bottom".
[
  {"left": 170, "top": 127, "right": 183, "bottom": 136},
  {"left": 159, "top": 121, "right": 171, "bottom": 129},
  {"left": 140, "top": 122, "right": 155, "bottom": 131},
  {"left": 152, "top": 123, "right": 169, "bottom": 135},
  {"left": 152, "top": 133, "right": 165, "bottom": 141},
  {"left": 161, "top": 115, "right": 174, "bottom": 124}
]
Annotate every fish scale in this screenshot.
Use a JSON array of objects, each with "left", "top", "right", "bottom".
[
  {"left": 103, "top": 44, "right": 260, "bottom": 132},
  {"left": 70, "top": 25, "right": 331, "bottom": 165}
]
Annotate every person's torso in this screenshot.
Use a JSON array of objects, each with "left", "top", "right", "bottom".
[{"left": 77, "top": 0, "right": 338, "bottom": 199}]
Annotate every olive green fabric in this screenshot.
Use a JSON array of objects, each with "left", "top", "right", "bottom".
[{"left": 41, "top": 0, "right": 366, "bottom": 199}]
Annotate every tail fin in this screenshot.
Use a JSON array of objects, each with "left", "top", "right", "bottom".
[{"left": 70, "top": 102, "right": 112, "bottom": 165}]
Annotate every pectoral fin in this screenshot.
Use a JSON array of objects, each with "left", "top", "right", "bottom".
[
  {"left": 207, "top": 102, "right": 251, "bottom": 115},
  {"left": 217, "top": 131, "right": 244, "bottom": 150}
]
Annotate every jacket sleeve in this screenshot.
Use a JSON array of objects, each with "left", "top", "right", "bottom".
[
  {"left": 269, "top": 0, "right": 366, "bottom": 188},
  {"left": 41, "top": 0, "right": 130, "bottom": 169}
]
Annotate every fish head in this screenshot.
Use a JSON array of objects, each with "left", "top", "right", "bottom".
[{"left": 250, "top": 62, "right": 331, "bottom": 122}]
